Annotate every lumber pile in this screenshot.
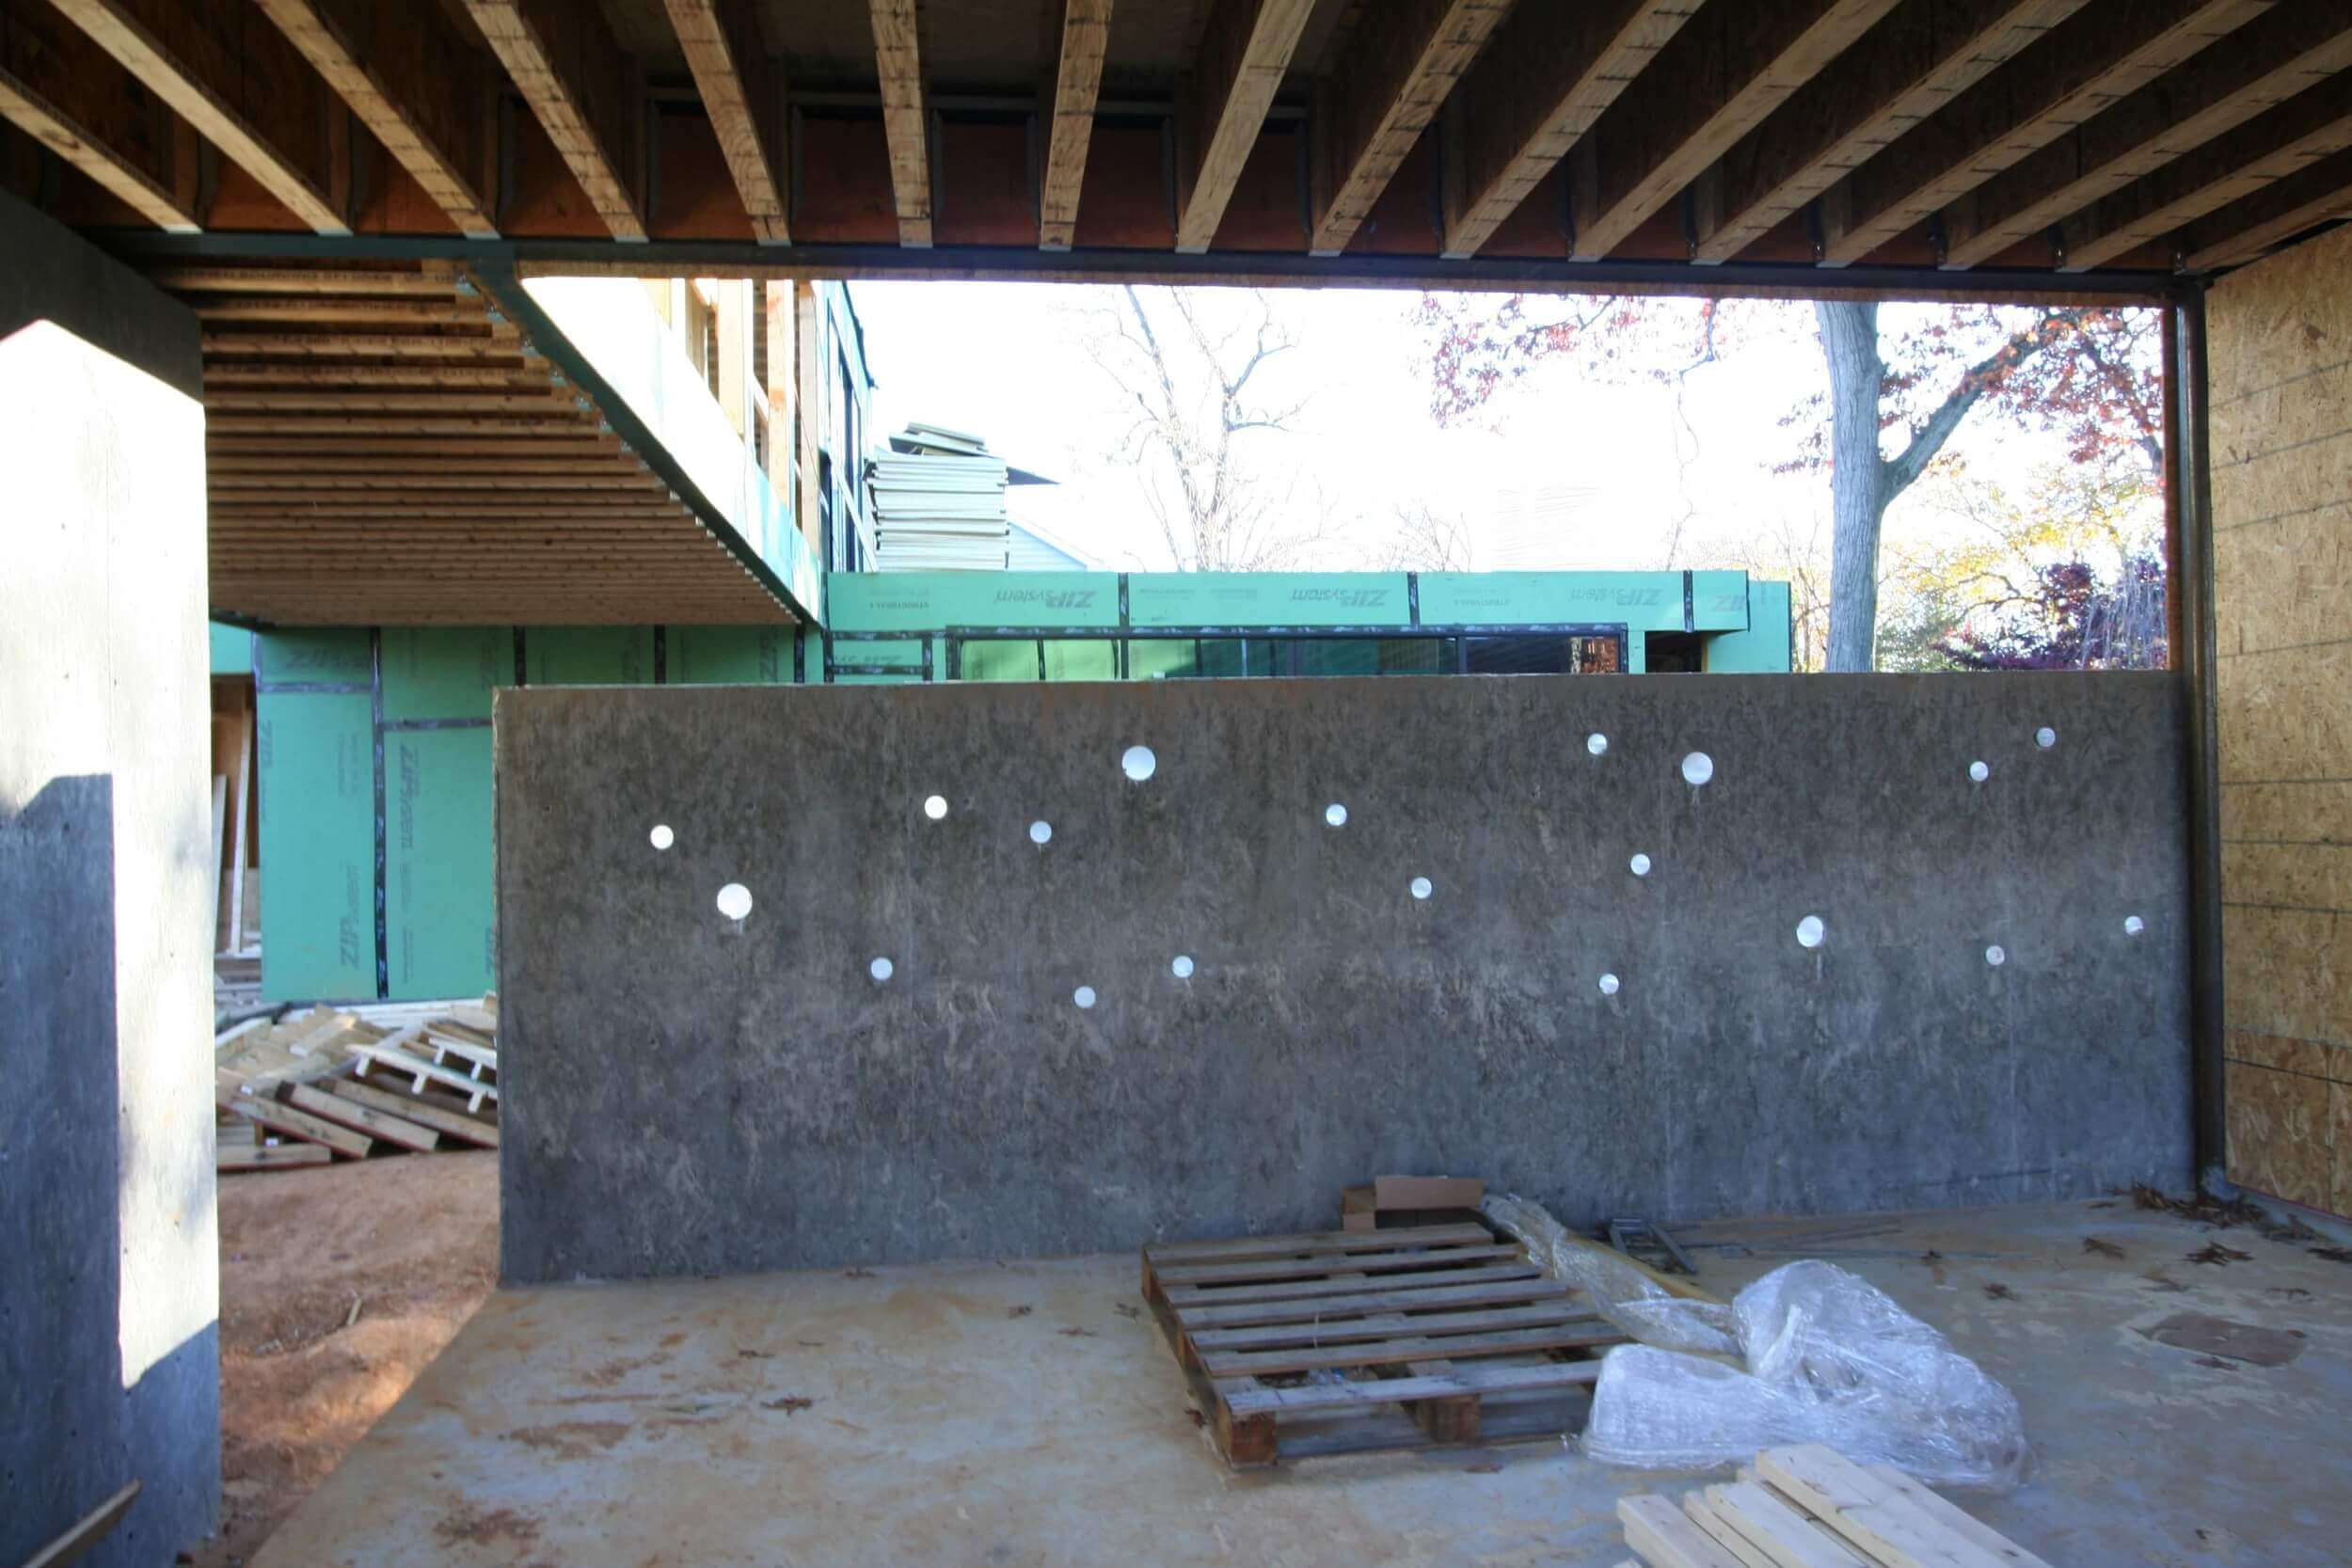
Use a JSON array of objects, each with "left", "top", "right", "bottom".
[
  {"left": 866, "top": 422, "right": 1011, "bottom": 570},
  {"left": 1615, "top": 1444, "right": 2056, "bottom": 1568},
  {"left": 214, "top": 997, "right": 500, "bottom": 1172}
]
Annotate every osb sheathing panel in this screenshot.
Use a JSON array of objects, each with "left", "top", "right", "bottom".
[{"left": 2211, "top": 220, "right": 2352, "bottom": 1216}]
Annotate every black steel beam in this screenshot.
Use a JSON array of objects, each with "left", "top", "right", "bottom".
[
  {"left": 2169, "top": 291, "right": 2229, "bottom": 1196},
  {"left": 92, "top": 230, "right": 2183, "bottom": 306}
]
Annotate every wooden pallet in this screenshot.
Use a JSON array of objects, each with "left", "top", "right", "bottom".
[
  {"left": 1617, "top": 1444, "right": 2057, "bottom": 1568},
  {"left": 1140, "top": 1221, "right": 1626, "bottom": 1466}
]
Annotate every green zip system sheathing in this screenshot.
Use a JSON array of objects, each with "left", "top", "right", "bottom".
[{"left": 244, "top": 573, "right": 1785, "bottom": 1004}]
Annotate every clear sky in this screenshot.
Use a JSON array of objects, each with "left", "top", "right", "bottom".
[{"left": 848, "top": 280, "right": 2131, "bottom": 577}]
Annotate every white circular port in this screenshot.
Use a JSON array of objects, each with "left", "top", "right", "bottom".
[
  {"left": 1598, "top": 973, "right": 1620, "bottom": 996},
  {"left": 1587, "top": 733, "right": 1609, "bottom": 756},
  {"left": 1409, "top": 877, "right": 1433, "bottom": 900},
  {"left": 1121, "top": 745, "right": 1156, "bottom": 782},
  {"left": 1073, "top": 985, "right": 1098, "bottom": 1009},
  {"left": 716, "top": 883, "right": 753, "bottom": 921},
  {"left": 923, "top": 795, "right": 947, "bottom": 820},
  {"left": 2036, "top": 727, "right": 2058, "bottom": 749},
  {"left": 1969, "top": 760, "right": 1991, "bottom": 784},
  {"left": 1326, "top": 802, "right": 1348, "bottom": 827},
  {"left": 1171, "top": 955, "right": 1195, "bottom": 979},
  {"left": 649, "top": 823, "right": 675, "bottom": 850},
  {"left": 1796, "top": 915, "right": 1825, "bottom": 949},
  {"left": 869, "top": 957, "right": 894, "bottom": 982},
  {"left": 1029, "top": 820, "right": 1053, "bottom": 846},
  {"left": 1681, "top": 752, "right": 1713, "bottom": 787},
  {"left": 1985, "top": 945, "right": 2006, "bottom": 967},
  {"left": 2124, "top": 915, "right": 2145, "bottom": 936},
  {"left": 1629, "top": 853, "right": 1652, "bottom": 877}
]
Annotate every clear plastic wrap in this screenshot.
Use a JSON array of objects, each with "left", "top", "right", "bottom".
[
  {"left": 1581, "top": 1259, "right": 2030, "bottom": 1490},
  {"left": 1481, "top": 1193, "right": 1740, "bottom": 1357}
]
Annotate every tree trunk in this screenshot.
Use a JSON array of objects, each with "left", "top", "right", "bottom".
[{"left": 1818, "top": 299, "right": 1888, "bottom": 673}]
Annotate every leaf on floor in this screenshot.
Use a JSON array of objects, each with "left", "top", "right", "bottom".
[
  {"left": 1058, "top": 1326, "right": 1095, "bottom": 1337},
  {"left": 1982, "top": 1281, "right": 2017, "bottom": 1301},
  {"left": 763, "top": 1395, "right": 814, "bottom": 1415},
  {"left": 2185, "top": 1241, "right": 2252, "bottom": 1266},
  {"left": 2142, "top": 1270, "right": 2188, "bottom": 1292},
  {"left": 2312, "top": 1245, "right": 2352, "bottom": 1265},
  {"left": 843, "top": 1267, "right": 877, "bottom": 1279},
  {"left": 2081, "top": 1236, "right": 2125, "bottom": 1258},
  {"left": 1008, "top": 1304, "right": 1033, "bottom": 1318}
]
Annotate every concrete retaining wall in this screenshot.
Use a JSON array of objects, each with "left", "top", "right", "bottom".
[
  {"left": 1, "top": 192, "right": 218, "bottom": 1566},
  {"left": 497, "top": 673, "right": 2192, "bottom": 1282}
]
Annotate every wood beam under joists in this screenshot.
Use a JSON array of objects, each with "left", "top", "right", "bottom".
[
  {"left": 1175, "top": 0, "right": 1317, "bottom": 254},
  {"left": 1039, "top": 0, "right": 1111, "bottom": 250},
  {"left": 1942, "top": 3, "right": 2352, "bottom": 268},
  {"left": 2178, "top": 139, "right": 2352, "bottom": 271},
  {"left": 1439, "top": 1, "right": 1695, "bottom": 261},
  {"left": 1815, "top": 0, "right": 2270, "bottom": 267},
  {"left": 46, "top": 0, "right": 347, "bottom": 233},
  {"left": 1308, "top": 0, "right": 1509, "bottom": 258},
  {"left": 249, "top": 0, "right": 498, "bottom": 238},
  {"left": 666, "top": 0, "right": 787, "bottom": 244},
  {"left": 465, "top": 0, "right": 645, "bottom": 241},
  {"left": 1689, "top": 0, "right": 2081, "bottom": 266},
  {"left": 2059, "top": 71, "right": 2352, "bottom": 272},
  {"left": 1571, "top": 0, "right": 1900, "bottom": 261},
  {"left": 0, "top": 3, "right": 201, "bottom": 231},
  {"left": 868, "top": 0, "right": 930, "bottom": 245}
]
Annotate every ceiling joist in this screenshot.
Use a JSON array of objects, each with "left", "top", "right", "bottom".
[
  {"left": 665, "top": 0, "right": 787, "bottom": 244},
  {"left": 1175, "top": 0, "right": 1318, "bottom": 254},
  {"left": 868, "top": 0, "right": 931, "bottom": 246},
  {"left": 464, "top": 0, "right": 646, "bottom": 241},
  {"left": 1040, "top": 0, "right": 1113, "bottom": 250}
]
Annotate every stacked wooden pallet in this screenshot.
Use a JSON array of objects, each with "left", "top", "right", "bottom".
[
  {"left": 1616, "top": 1445, "right": 2055, "bottom": 1568},
  {"left": 214, "top": 998, "right": 500, "bottom": 1172},
  {"left": 1141, "top": 1221, "right": 1626, "bottom": 1465}
]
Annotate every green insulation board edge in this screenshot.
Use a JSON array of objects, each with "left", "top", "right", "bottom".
[
  {"left": 258, "top": 689, "right": 375, "bottom": 1000},
  {"left": 1128, "top": 573, "right": 1411, "bottom": 628},
  {"left": 1707, "top": 580, "right": 1796, "bottom": 673},
  {"left": 256, "top": 626, "right": 372, "bottom": 684},
  {"left": 674, "top": 626, "right": 792, "bottom": 684},
  {"left": 387, "top": 727, "right": 495, "bottom": 1000},
  {"left": 209, "top": 622, "right": 252, "bottom": 676},
  {"left": 828, "top": 571, "right": 1120, "bottom": 632},
  {"left": 526, "top": 626, "right": 656, "bottom": 686},
  {"left": 382, "top": 627, "right": 516, "bottom": 721}
]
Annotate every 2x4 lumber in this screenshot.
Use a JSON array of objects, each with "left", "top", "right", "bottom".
[
  {"left": 189, "top": 296, "right": 489, "bottom": 324},
  {"left": 249, "top": 0, "right": 498, "bottom": 236},
  {"left": 1186, "top": 1300, "right": 1603, "bottom": 1353},
  {"left": 1756, "top": 1446, "right": 2032, "bottom": 1568},
  {"left": 2059, "top": 69, "right": 2352, "bottom": 270},
  {"left": 1817, "top": 0, "right": 2270, "bottom": 266},
  {"left": 329, "top": 1075, "right": 498, "bottom": 1146},
  {"left": 0, "top": 41, "right": 200, "bottom": 231},
  {"left": 465, "top": 0, "right": 645, "bottom": 241},
  {"left": 210, "top": 459, "right": 644, "bottom": 480},
  {"left": 1619, "top": 1495, "right": 1745, "bottom": 1568},
  {"left": 1152, "top": 1243, "right": 1521, "bottom": 1288},
  {"left": 1572, "top": 0, "right": 1902, "bottom": 261},
  {"left": 1682, "top": 1492, "right": 1782, "bottom": 1568},
  {"left": 664, "top": 0, "right": 787, "bottom": 244},
  {"left": 1039, "top": 0, "right": 1113, "bottom": 250},
  {"left": 202, "top": 364, "right": 555, "bottom": 389},
  {"left": 1704, "top": 1481, "right": 1870, "bottom": 1568},
  {"left": 46, "top": 0, "right": 348, "bottom": 234},
  {"left": 1147, "top": 1222, "right": 1492, "bottom": 1261},
  {"left": 219, "top": 1141, "right": 333, "bottom": 1169},
  {"left": 1941, "top": 3, "right": 2352, "bottom": 267},
  {"left": 205, "top": 415, "right": 590, "bottom": 436},
  {"left": 2177, "top": 138, "right": 2352, "bottom": 269},
  {"left": 1165, "top": 1259, "right": 1545, "bottom": 1307},
  {"left": 867, "top": 0, "right": 930, "bottom": 245},
  {"left": 1440, "top": 0, "right": 1698, "bottom": 260},
  {"left": 1689, "top": 0, "right": 2082, "bottom": 265},
  {"left": 155, "top": 265, "right": 456, "bottom": 294},
  {"left": 1171, "top": 1274, "right": 1567, "bottom": 1330},
  {"left": 1309, "top": 0, "right": 1510, "bottom": 257},
  {"left": 278, "top": 1081, "right": 439, "bottom": 1152},
  {"left": 1200, "top": 1321, "right": 1620, "bottom": 1377},
  {"left": 211, "top": 472, "right": 656, "bottom": 493},
  {"left": 19, "top": 1480, "right": 141, "bottom": 1568},
  {"left": 1175, "top": 0, "right": 1319, "bottom": 253},
  {"left": 1861, "top": 1464, "right": 2058, "bottom": 1568},
  {"left": 199, "top": 331, "right": 524, "bottom": 357},
  {"left": 207, "top": 434, "right": 615, "bottom": 455},
  {"left": 203, "top": 390, "right": 579, "bottom": 416},
  {"left": 219, "top": 1087, "right": 372, "bottom": 1158}
]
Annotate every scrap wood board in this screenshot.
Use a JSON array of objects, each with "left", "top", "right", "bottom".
[
  {"left": 214, "top": 995, "right": 500, "bottom": 1171},
  {"left": 1619, "top": 1444, "right": 2057, "bottom": 1568},
  {"left": 1141, "top": 1221, "right": 1625, "bottom": 1465}
]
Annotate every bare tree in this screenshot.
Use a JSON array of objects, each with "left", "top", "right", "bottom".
[
  {"left": 1087, "top": 286, "right": 1326, "bottom": 571},
  {"left": 1369, "top": 501, "right": 1475, "bottom": 572}
]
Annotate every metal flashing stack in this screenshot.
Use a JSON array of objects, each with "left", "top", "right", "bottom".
[{"left": 866, "top": 422, "right": 1012, "bottom": 571}]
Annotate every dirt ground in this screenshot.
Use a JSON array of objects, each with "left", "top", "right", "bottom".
[{"left": 193, "top": 1149, "right": 499, "bottom": 1567}]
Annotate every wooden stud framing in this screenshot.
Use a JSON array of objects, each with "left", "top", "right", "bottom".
[
  {"left": 1440, "top": 2, "right": 1699, "bottom": 260},
  {"left": 1040, "top": 0, "right": 1113, "bottom": 250},
  {"left": 1175, "top": 0, "right": 1319, "bottom": 254},
  {"left": 2061, "top": 71, "right": 2352, "bottom": 271},
  {"left": 44, "top": 0, "right": 348, "bottom": 233},
  {"left": 665, "top": 0, "right": 787, "bottom": 244},
  {"left": 465, "top": 0, "right": 646, "bottom": 241},
  {"left": 868, "top": 0, "right": 931, "bottom": 246},
  {"left": 1572, "top": 0, "right": 1903, "bottom": 261},
  {"left": 0, "top": 55, "right": 200, "bottom": 230},
  {"left": 1689, "top": 0, "right": 2081, "bottom": 265},
  {"left": 1942, "top": 5, "right": 2352, "bottom": 268},
  {"left": 1309, "top": 0, "right": 1510, "bottom": 258},
  {"left": 249, "top": 0, "right": 499, "bottom": 237},
  {"left": 1817, "top": 0, "right": 2271, "bottom": 266},
  {"left": 2178, "top": 140, "right": 2352, "bottom": 270}
]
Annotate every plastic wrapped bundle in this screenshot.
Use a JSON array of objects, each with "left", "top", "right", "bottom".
[
  {"left": 1582, "top": 1259, "right": 2029, "bottom": 1490},
  {"left": 1482, "top": 1193, "right": 1739, "bottom": 1357}
]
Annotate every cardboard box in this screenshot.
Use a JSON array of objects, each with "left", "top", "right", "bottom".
[{"left": 1372, "top": 1175, "right": 1486, "bottom": 1212}]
